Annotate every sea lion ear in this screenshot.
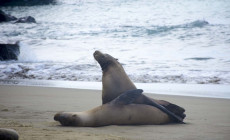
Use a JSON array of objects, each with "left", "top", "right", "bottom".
[{"left": 110, "top": 89, "right": 143, "bottom": 105}]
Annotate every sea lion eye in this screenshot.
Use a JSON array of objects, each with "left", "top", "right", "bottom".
[
  {"left": 101, "top": 55, "right": 106, "bottom": 59},
  {"left": 116, "top": 58, "right": 118, "bottom": 61}
]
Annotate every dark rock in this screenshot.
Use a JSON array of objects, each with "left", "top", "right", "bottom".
[
  {"left": 0, "top": 128, "right": 19, "bottom": 140},
  {"left": 0, "top": 10, "right": 36, "bottom": 24},
  {"left": 15, "top": 16, "right": 36, "bottom": 23},
  {"left": 0, "top": 9, "right": 17, "bottom": 22},
  {"left": 0, "top": 42, "right": 20, "bottom": 61},
  {"left": 0, "top": 0, "right": 56, "bottom": 6}
]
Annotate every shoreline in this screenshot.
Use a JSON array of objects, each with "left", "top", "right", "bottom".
[
  {"left": 0, "top": 79, "right": 230, "bottom": 99},
  {"left": 0, "top": 84, "right": 230, "bottom": 140}
]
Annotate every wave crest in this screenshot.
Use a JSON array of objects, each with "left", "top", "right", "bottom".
[
  {"left": 146, "top": 20, "right": 209, "bottom": 35},
  {"left": 0, "top": 63, "right": 229, "bottom": 84}
]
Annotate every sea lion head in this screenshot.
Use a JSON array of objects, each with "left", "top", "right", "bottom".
[
  {"left": 54, "top": 112, "right": 80, "bottom": 126},
  {"left": 94, "top": 50, "right": 120, "bottom": 71}
]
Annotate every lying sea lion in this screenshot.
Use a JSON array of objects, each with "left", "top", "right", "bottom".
[
  {"left": 54, "top": 89, "right": 173, "bottom": 127},
  {"left": 0, "top": 128, "right": 19, "bottom": 140},
  {"left": 93, "top": 50, "right": 186, "bottom": 121}
]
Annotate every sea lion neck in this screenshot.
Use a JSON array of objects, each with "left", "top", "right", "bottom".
[{"left": 101, "top": 61, "right": 111, "bottom": 71}]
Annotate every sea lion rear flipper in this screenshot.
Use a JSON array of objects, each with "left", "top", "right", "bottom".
[
  {"left": 140, "top": 95, "right": 185, "bottom": 123},
  {"left": 110, "top": 89, "right": 143, "bottom": 105},
  {"left": 160, "top": 101, "right": 186, "bottom": 119}
]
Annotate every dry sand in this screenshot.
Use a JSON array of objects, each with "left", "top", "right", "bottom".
[{"left": 0, "top": 85, "right": 230, "bottom": 140}]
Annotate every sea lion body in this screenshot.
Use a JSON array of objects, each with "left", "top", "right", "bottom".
[
  {"left": 102, "top": 63, "right": 136, "bottom": 104},
  {"left": 55, "top": 104, "right": 170, "bottom": 127},
  {"left": 54, "top": 51, "right": 186, "bottom": 127},
  {"left": 94, "top": 51, "right": 136, "bottom": 104},
  {"left": 55, "top": 100, "right": 170, "bottom": 127},
  {"left": 94, "top": 51, "right": 186, "bottom": 122}
]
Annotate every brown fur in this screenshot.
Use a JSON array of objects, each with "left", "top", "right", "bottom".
[
  {"left": 54, "top": 104, "right": 170, "bottom": 127},
  {"left": 94, "top": 51, "right": 136, "bottom": 104},
  {"left": 93, "top": 50, "right": 186, "bottom": 121}
]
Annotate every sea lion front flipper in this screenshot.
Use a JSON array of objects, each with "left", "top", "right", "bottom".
[{"left": 110, "top": 89, "right": 143, "bottom": 105}]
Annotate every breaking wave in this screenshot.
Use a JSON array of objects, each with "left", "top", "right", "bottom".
[
  {"left": 0, "top": 19, "right": 211, "bottom": 41},
  {"left": 78, "top": 20, "right": 210, "bottom": 37},
  {"left": 146, "top": 20, "right": 209, "bottom": 36},
  {"left": 0, "top": 62, "right": 229, "bottom": 84},
  {"left": 1, "top": 0, "right": 230, "bottom": 86}
]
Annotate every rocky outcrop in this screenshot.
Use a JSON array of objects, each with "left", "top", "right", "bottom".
[
  {"left": 0, "top": 42, "right": 20, "bottom": 61},
  {"left": 0, "top": 128, "right": 19, "bottom": 140},
  {"left": 15, "top": 16, "right": 36, "bottom": 23},
  {"left": 0, "top": 10, "right": 36, "bottom": 23},
  {"left": 0, "top": 0, "right": 56, "bottom": 6},
  {"left": 0, "top": 10, "right": 17, "bottom": 22}
]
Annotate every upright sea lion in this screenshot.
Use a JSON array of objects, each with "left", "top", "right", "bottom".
[
  {"left": 94, "top": 50, "right": 136, "bottom": 104},
  {"left": 54, "top": 89, "right": 172, "bottom": 127},
  {"left": 93, "top": 50, "right": 186, "bottom": 121}
]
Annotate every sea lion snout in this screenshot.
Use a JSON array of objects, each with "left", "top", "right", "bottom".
[
  {"left": 54, "top": 112, "right": 63, "bottom": 121},
  {"left": 54, "top": 112, "right": 79, "bottom": 126},
  {"left": 93, "top": 50, "right": 111, "bottom": 70},
  {"left": 93, "top": 50, "right": 103, "bottom": 59},
  {"left": 94, "top": 50, "right": 101, "bottom": 55}
]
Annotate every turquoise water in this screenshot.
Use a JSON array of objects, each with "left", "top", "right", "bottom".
[{"left": 0, "top": 0, "right": 230, "bottom": 84}]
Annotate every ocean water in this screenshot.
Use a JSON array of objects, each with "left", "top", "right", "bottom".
[{"left": 0, "top": 0, "right": 230, "bottom": 84}]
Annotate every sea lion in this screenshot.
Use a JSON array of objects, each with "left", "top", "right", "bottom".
[
  {"left": 93, "top": 50, "right": 136, "bottom": 104},
  {"left": 0, "top": 128, "right": 19, "bottom": 140},
  {"left": 54, "top": 89, "right": 172, "bottom": 127},
  {"left": 93, "top": 50, "right": 186, "bottom": 121}
]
